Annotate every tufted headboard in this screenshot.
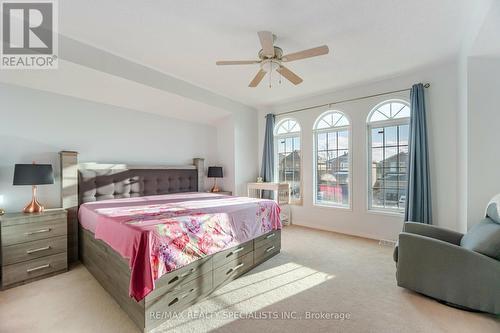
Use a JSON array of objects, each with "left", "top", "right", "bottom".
[
  {"left": 59, "top": 153, "right": 205, "bottom": 263},
  {"left": 78, "top": 168, "right": 198, "bottom": 204}
]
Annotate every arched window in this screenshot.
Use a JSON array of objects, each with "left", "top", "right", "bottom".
[
  {"left": 367, "top": 100, "right": 410, "bottom": 212},
  {"left": 313, "top": 111, "right": 351, "bottom": 207},
  {"left": 274, "top": 119, "right": 301, "bottom": 202}
]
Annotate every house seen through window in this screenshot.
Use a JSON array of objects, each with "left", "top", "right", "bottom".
[
  {"left": 367, "top": 100, "right": 410, "bottom": 212},
  {"left": 274, "top": 119, "right": 301, "bottom": 202},
  {"left": 313, "top": 111, "right": 351, "bottom": 207}
]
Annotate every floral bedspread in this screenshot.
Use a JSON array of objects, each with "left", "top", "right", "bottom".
[{"left": 78, "top": 193, "right": 281, "bottom": 301}]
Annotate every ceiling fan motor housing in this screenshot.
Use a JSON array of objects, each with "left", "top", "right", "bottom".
[{"left": 258, "top": 46, "right": 283, "bottom": 60}]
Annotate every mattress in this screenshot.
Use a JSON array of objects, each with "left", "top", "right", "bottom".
[{"left": 78, "top": 192, "right": 281, "bottom": 300}]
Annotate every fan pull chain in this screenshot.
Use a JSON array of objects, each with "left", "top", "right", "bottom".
[
  {"left": 279, "top": 70, "right": 282, "bottom": 84},
  {"left": 269, "top": 68, "right": 272, "bottom": 88}
]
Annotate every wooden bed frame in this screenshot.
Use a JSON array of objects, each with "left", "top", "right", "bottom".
[{"left": 59, "top": 152, "right": 281, "bottom": 332}]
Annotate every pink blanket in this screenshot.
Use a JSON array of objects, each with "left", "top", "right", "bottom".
[{"left": 78, "top": 193, "right": 281, "bottom": 301}]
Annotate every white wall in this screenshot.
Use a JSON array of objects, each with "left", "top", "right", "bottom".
[
  {"left": 0, "top": 83, "right": 218, "bottom": 212},
  {"left": 467, "top": 56, "right": 500, "bottom": 226},
  {"left": 233, "top": 111, "right": 259, "bottom": 196},
  {"left": 258, "top": 59, "right": 460, "bottom": 241}
]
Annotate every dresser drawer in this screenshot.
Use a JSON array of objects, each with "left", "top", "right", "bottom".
[
  {"left": 2, "top": 252, "right": 67, "bottom": 287},
  {"left": 1, "top": 218, "right": 67, "bottom": 246},
  {"left": 254, "top": 229, "right": 281, "bottom": 249},
  {"left": 213, "top": 251, "right": 254, "bottom": 289},
  {"left": 2, "top": 235, "right": 67, "bottom": 265},
  {"left": 212, "top": 240, "right": 253, "bottom": 269}
]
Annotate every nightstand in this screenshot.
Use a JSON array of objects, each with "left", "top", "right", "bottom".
[{"left": 0, "top": 209, "right": 68, "bottom": 289}]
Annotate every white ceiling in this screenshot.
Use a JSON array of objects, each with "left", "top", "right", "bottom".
[
  {"left": 57, "top": 0, "right": 483, "bottom": 108},
  {"left": 0, "top": 60, "right": 231, "bottom": 124},
  {"left": 0, "top": 0, "right": 493, "bottom": 124}
]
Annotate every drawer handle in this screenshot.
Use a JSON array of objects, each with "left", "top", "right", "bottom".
[
  {"left": 26, "top": 246, "right": 51, "bottom": 254},
  {"left": 180, "top": 268, "right": 196, "bottom": 278},
  {"left": 25, "top": 228, "right": 51, "bottom": 236},
  {"left": 181, "top": 288, "right": 196, "bottom": 299},
  {"left": 227, "top": 247, "right": 245, "bottom": 257},
  {"left": 265, "top": 245, "right": 276, "bottom": 253},
  {"left": 26, "top": 264, "right": 51, "bottom": 273},
  {"left": 168, "top": 297, "right": 179, "bottom": 307},
  {"left": 265, "top": 233, "right": 276, "bottom": 239},
  {"left": 226, "top": 263, "right": 245, "bottom": 275}
]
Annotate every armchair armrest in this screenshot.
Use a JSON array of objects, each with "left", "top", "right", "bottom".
[
  {"left": 397, "top": 232, "right": 500, "bottom": 314},
  {"left": 403, "top": 222, "right": 463, "bottom": 245}
]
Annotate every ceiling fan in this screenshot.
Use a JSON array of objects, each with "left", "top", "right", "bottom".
[{"left": 216, "top": 31, "right": 329, "bottom": 87}]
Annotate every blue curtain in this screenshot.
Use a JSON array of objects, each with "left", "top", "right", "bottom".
[
  {"left": 260, "top": 114, "right": 275, "bottom": 199},
  {"left": 405, "top": 83, "right": 432, "bottom": 224}
]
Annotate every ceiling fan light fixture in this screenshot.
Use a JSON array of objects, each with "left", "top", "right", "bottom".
[{"left": 260, "top": 60, "right": 280, "bottom": 73}]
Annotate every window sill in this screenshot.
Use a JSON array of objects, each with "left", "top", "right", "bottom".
[
  {"left": 367, "top": 209, "right": 404, "bottom": 218},
  {"left": 313, "top": 202, "right": 352, "bottom": 211}
]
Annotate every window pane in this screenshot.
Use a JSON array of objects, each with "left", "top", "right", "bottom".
[
  {"left": 371, "top": 147, "right": 384, "bottom": 164},
  {"left": 394, "top": 105, "right": 410, "bottom": 119},
  {"left": 370, "top": 110, "right": 388, "bottom": 122},
  {"left": 399, "top": 124, "right": 409, "bottom": 146},
  {"left": 276, "top": 132, "right": 301, "bottom": 201},
  {"left": 315, "top": 111, "right": 350, "bottom": 130},
  {"left": 327, "top": 132, "right": 337, "bottom": 150},
  {"left": 338, "top": 130, "right": 348, "bottom": 149},
  {"left": 378, "top": 103, "right": 391, "bottom": 118},
  {"left": 391, "top": 102, "right": 405, "bottom": 117},
  {"left": 384, "top": 147, "right": 398, "bottom": 167},
  {"left": 314, "top": 128, "right": 350, "bottom": 207},
  {"left": 369, "top": 118, "right": 408, "bottom": 210},
  {"left": 317, "top": 132, "right": 327, "bottom": 151},
  {"left": 335, "top": 116, "right": 349, "bottom": 127},
  {"left": 371, "top": 128, "right": 384, "bottom": 148},
  {"left": 384, "top": 126, "right": 398, "bottom": 147}
]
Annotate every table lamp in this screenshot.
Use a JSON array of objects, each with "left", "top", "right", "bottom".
[
  {"left": 207, "top": 166, "right": 223, "bottom": 192},
  {"left": 13, "top": 163, "right": 54, "bottom": 213}
]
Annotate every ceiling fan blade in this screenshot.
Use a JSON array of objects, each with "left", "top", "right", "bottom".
[
  {"left": 249, "top": 69, "right": 267, "bottom": 87},
  {"left": 282, "top": 45, "right": 329, "bottom": 62},
  {"left": 216, "top": 60, "right": 260, "bottom": 65},
  {"left": 258, "top": 31, "right": 275, "bottom": 58},
  {"left": 277, "top": 66, "right": 303, "bottom": 85}
]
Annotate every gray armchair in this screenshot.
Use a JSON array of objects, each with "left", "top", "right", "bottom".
[{"left": 394, "top": 221, "right": 500, "bottom": 315}]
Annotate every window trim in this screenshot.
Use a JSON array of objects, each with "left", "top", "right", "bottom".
[
  {"left": 274, "top": 118, "right": 303, "bottom": 205},
  {"left": 312, "top": 110, "right": 352, "bottom": 210},
  {"left": 366, "top": 99, "right": 410, "bottom": 215}
]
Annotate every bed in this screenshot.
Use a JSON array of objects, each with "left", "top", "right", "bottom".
[{"left": 60, "top": 153, "right": 282, "bottom": 332}]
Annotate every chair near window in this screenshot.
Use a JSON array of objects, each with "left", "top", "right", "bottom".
[{"left": 394, "top": 194, "right": 500, "bottom": 315}]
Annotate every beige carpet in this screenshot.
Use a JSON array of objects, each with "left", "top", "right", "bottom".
[{"left": 0, "top": 225, "right": 498, "bottom": 333}]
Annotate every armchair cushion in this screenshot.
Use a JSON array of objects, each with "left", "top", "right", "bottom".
[
  {"left": 460, "top": 218, "right": 500, "bottom": 260},
  {"left": 486, "top": 194, "right": 500, "bottom": 223}
]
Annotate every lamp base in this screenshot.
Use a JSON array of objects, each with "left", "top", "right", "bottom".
[
  {"left": 23, "top": 186, "right": 44, "bottom": 214},
  {"left": 210, "top": 178, "right": 220, "bottom": 192}
]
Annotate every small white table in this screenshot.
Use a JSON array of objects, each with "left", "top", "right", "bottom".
[{"left": 247, "top": 182, "right": 291, "bottom": 225}]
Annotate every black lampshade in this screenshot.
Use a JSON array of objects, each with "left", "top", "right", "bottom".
[
  {"left": 13, "top": 164, "right": 54, "bottom": 185},
  {"left": 207, "top": 166, "right": 223, "bottom": 178}
]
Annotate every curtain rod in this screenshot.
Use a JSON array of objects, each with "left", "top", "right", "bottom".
[{"left": 269, "top": 83, "right": 430, "bottom": 118}]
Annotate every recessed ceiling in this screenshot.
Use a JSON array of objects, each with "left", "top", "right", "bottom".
[{"left": 57, "top": 0, "right": 484, "bottom": 108}]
